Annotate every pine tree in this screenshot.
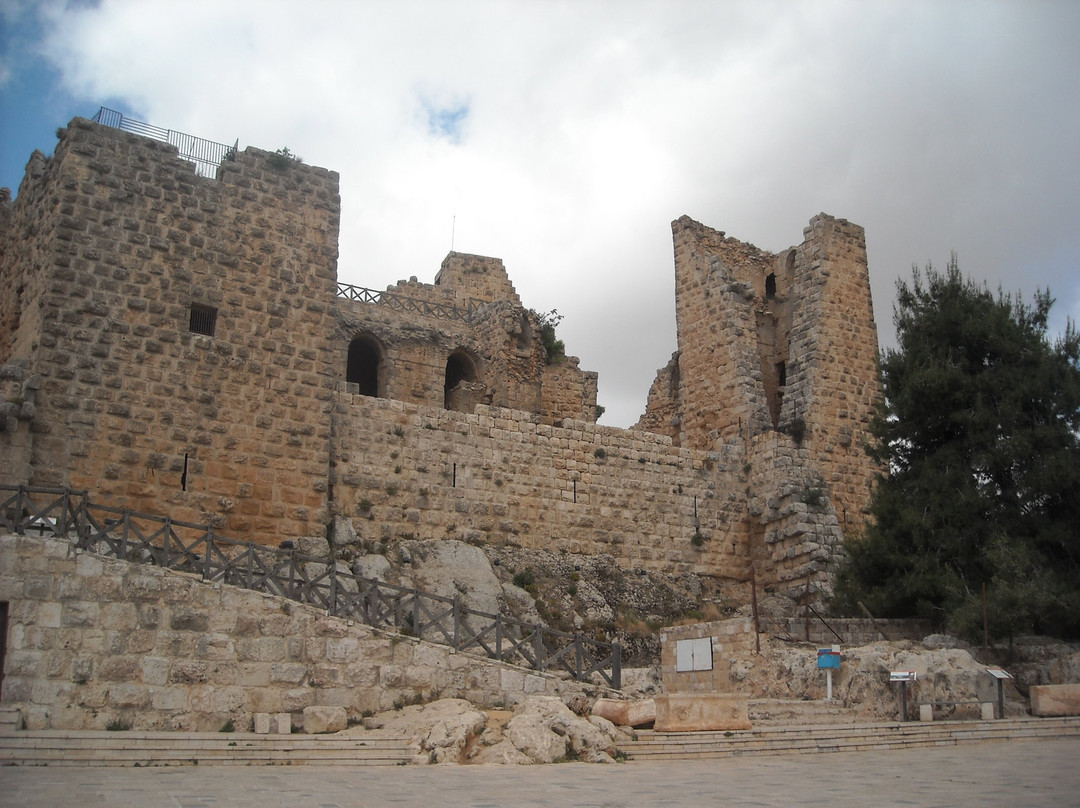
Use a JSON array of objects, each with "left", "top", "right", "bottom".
[{"left": 833, "top": 259, "right": 1080, "bottom": 639}]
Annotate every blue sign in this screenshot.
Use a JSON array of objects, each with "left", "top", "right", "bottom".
[{"left": 817, "top": 648, "right": 841, "bottom": 669}]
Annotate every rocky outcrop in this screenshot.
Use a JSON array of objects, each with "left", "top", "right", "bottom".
[{"left": 343, "top": 695, "right": 624, "bottom": 765}]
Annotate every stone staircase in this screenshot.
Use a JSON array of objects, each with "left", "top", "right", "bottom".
[
  {"left": 0, "top": 728, "right": 414, "bottom": 767},
  {"left": 621, "top": 713, "right": 1080, "bottom": 761}
]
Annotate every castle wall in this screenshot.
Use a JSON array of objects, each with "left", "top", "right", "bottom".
[
  {"left": 781, "top": 215, "right": 881, "bottom": 528},
  {"left": 0, "top": 532, "right": 599, "bottom": 731},
  {"left": 0, "top": 119, "right": 341, "bottom": 544},
  {"left": 330, "top": 395, "right": 752, "bottom": 580}
]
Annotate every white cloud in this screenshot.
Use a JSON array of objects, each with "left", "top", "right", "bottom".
[{"left": 18, "top": 0, "right": 1080, "bottom": 426}]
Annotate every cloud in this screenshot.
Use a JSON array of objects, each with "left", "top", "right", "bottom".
[{"left": 6, "top": 0, "right": 1078, "bottom": 426}]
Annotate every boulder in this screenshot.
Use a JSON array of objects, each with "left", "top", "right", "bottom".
[
  {"left": 506, "top": 695, "right": 616, "bottom": 763},
  {"left": 303, "top": 705, "right": 347, "bottom": 734}
]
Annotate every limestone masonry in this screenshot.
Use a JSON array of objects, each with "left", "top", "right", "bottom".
[{"left": 0, "top": 117, "right": 882, "bottom": 599}]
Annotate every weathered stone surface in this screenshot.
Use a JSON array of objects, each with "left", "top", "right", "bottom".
[
  {"left": 1030, "top": 684, "right": 1080, "bottom": 716},
  {"left": 303, "top": 705, "right": 347, "bottom": 734},
  {"left": 654, "top": 694, "right": 752, "bottom": 732},
  {"left": 591, "top": 697, "right": 656, "bottom": 728},
  {"left": 0, "top": 532, "right": 597, "bottom": 731}
]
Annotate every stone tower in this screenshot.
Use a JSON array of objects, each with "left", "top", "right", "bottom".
[{"left": 638, "top": 213, "right": 882, "bottom": 533}]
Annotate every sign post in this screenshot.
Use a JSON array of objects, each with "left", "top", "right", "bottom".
[
  {"left": 986, "top": 667, "right": 1013, "bottom": 719},
  {"left": 890, "top": 671, "right": 917, "bottom": 721},
  {"left": 817, "top": 646, "right": 841, "bottom": 700}
]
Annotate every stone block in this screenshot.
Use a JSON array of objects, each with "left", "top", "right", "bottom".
[
  {"left": 919, "top": 703, "right": 934, "bottom": 722},
  {"left": 591, "top": 697, "right": 656, "bottom": 728},
  {"left": 1030, "top": 684, "right": 1080, "bottom": 716},
  {"left": 275, "top": 712, "right": 293, "bottom": 734},
  {"left": 653, "top": 693, "right": 751, "bottom": 732},
  {"left": 303, "top": 705, "right": 346, "bottom": 734},
  {"left": 980, "top": 702, "right": 995, "bottom": 721},
  {"left": 254, "top": 713, "right": 271, "bottom": 734}
]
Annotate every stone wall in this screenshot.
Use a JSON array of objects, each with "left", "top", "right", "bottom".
[
  {"left": 0, "top": 116, "right": 883, "bottom": 604},
  {"left": 638, "top": 214, "right": 883, "bottom": 532},
  {"left": 0, "top": 118, "right": 341, "bottom": 545},
  {"left": 0, "top": 532, "right": 604, "bottom": 731}
]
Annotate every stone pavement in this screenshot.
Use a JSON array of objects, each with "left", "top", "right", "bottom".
[{"left": 2, "top": 738, "right": 1077, "bottom": 807}]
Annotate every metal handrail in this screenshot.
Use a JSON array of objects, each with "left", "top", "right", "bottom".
[
  {"left": 1, "top": 484, "right": 620, "bottom": 688},
  {"left": 91, "top": 107, "right": 237, "bottom": 179},
  {"left": 335, "top": 282, "right": 485, "bottom": 324}
]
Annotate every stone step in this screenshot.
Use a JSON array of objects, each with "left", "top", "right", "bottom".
[
  {"left": 0, "top": 730, "right": 415, "bottom": 767},
  {"left": 748, "top": 698, "right": 863, "bottom": 726},
  {"left": 620, "top": 716, "right": 1080, "bottom": 760}
]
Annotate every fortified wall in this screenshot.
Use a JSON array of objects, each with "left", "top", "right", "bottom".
[{"left": 0, "top": 117, "right": 882, "bottom": 599}]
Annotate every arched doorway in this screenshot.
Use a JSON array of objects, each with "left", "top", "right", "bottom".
[{"left": 347, "top": 335, "right": 382, "bottom": 397}]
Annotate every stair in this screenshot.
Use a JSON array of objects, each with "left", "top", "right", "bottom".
[
  {"left": 749, "top": 698, "right": 863, "bottom": 726},
  {"left": 620, "top": 715, "right": 1080, "bottom": 761},
  {"left": 0, "top": 730, "right": 414, "bottom": 767},
  {"left": 0, "top": 706, "right": 21, "bottom": 734}
]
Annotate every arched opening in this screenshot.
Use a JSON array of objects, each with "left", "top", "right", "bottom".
[
  {"left": 346, "top": 335, "right": 381, "bottom": 397},
  {"left": 765, "top": 273, "right": 777, "bottom": 298},
  {"left": 444, "top": 350, "right": 479, "bottom": 411}
]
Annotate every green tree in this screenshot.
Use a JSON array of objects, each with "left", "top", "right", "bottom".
[{"left": 833, "top": 259, "right": 1080, "bottom": 639}]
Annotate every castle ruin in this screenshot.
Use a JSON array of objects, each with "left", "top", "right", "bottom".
[{"left": 0, "top": 116, "right": 882, "bottom": 601}]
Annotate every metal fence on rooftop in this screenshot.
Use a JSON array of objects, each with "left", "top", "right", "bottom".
[{"left": 92, "top": 107, "right": 237, "bottom": 179}]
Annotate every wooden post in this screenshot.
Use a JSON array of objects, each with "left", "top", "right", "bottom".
[
  {"left": 982, "top": 582, "right": 989, "bottom": 653},
  {"left": 750, "top": 566, "right": 760, "bottom": 655},
  {"left": 804, "top": 577, "right": 811, "bottom": 642}
]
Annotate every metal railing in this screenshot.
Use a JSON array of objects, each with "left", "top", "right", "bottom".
[
  {"left": 92, "top": 107, "right": 237, "bottom": 179},
  {"left": 336, "top": 282, "right": 485, "bottom": 324},
  {"left": 1, "top": 485, "right": 621, "bottom": 688}
]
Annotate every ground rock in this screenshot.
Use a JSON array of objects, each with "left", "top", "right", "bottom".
[
  {"left": 400, "top": 540, "right": 504, "bottom": 615},
  {"left": 343, "top": 698, "right": 487, "bottom": 764},
  {"left": 353, "top": 554, "right": 391, "bottom": 582},
  {"left": 506, "top": 695, "right": 616, "bottom": 763}
]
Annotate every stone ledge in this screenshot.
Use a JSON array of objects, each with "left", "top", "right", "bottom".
[{"left": 654, "top": 693, "right": 752, "bottom": 732}]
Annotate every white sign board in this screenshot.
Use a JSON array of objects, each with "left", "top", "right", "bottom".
[
  {"left": 890, "top": 670, "right": 917, "bottom": 682},
  {"left": 675, "top": 637, "right": 714, "bottom": 672}
]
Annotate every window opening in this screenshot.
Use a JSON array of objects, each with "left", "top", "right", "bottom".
[
  {"left": 444, "top": 351, "right": 478, "bottom": 410},
  {"left": 189, "top": 303, "right": 218, "bottom": 336},
  {"left": 765, "top": 273, "right": 776, "bottom": 298},
  {"left": 347, "top": 336, "right": 381, "bottom": 397}
]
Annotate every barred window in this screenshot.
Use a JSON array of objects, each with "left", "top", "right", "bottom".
[{"left": 189, "top": 303, "right": 217, "bottom": 336}]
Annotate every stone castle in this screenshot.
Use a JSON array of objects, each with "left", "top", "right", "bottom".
[{"left": 1, "top": 116, "right": 882, "bottom": 601}]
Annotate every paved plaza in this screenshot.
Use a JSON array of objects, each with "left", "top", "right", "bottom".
[{"left": 2, "top": 738, "right": 1078, "bottom": 808}]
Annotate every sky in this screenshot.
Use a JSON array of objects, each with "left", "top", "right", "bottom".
[{"left": 2, "top": 0, "right": 1078, "bottom": 428}]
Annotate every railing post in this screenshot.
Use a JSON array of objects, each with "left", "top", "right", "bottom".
[
  {"left": 329, "top": 562, "right": 338, "bottom": 616},
  {"left": 245, "top": 543, "right": 254, "bottom": 590},
  {"left": 533, "top": 625, "right": 544, "bottom": 672},
  {"left": 161, "top": 517, "right": 171, "bottom": 568},
  {"left": 575, "top": 634, "right": 584, "bottom": 681},
  {"left": 612, "top": 643, "right": 622, "bottom": 690},
  {"left": 496, "top": 617, "right": 503, "bottom": 661},
  {"left": 203, "top": 527, "right": 213, "bottom": 581},
  {"left": 453, "top": 595, "right": 461, "bottom": 649}
]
